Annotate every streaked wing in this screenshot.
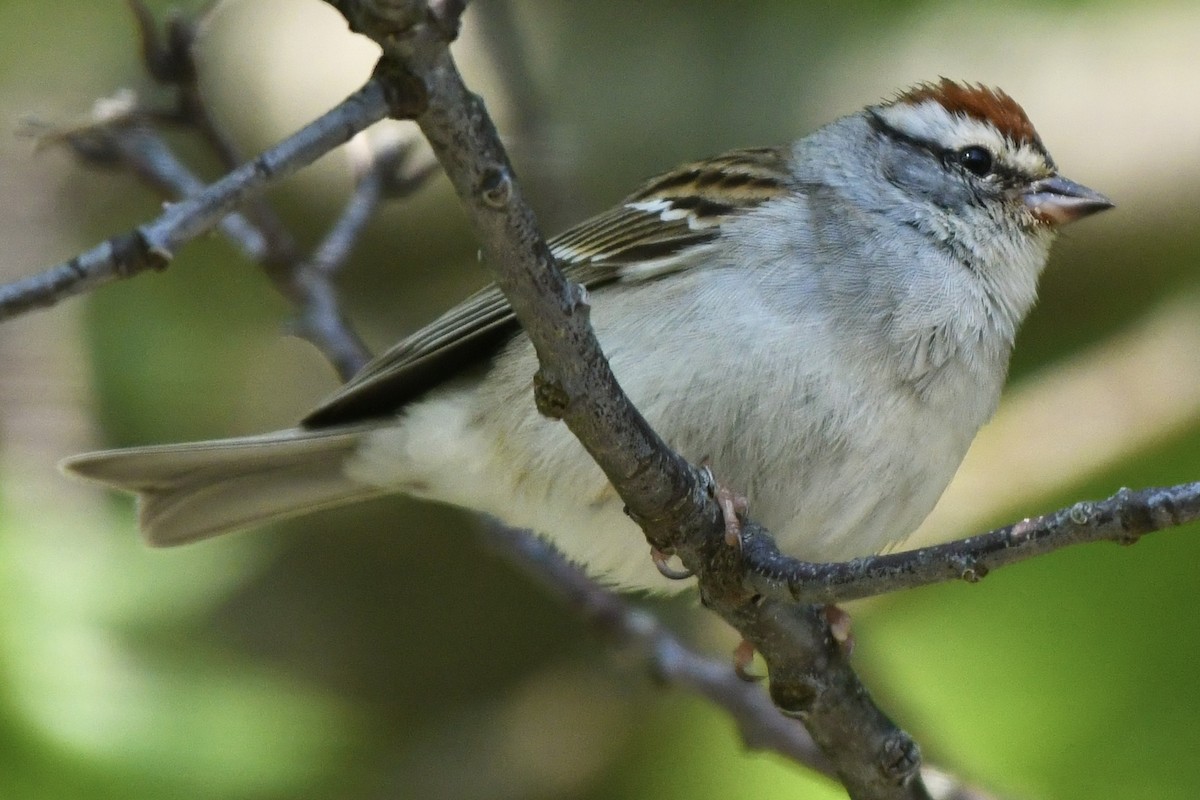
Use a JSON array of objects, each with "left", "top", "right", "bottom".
[{"left": 302, "top": 147, "right": 790, "bottom": 428}]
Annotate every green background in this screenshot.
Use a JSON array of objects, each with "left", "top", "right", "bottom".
[{"left": 1, "top": 1, "right": 1199, "bottom": 798}]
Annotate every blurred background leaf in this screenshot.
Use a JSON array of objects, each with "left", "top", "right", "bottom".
[{"left": 1, "top": 1, "right": 1199, "bottom": 798}]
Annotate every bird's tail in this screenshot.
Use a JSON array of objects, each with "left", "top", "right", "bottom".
[{"left": 61, "top": 427, "right": 383, "bottom": 546}]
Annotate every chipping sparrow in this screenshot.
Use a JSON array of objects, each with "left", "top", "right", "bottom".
[{"left": 64, "top": 79, "right": 1112, "bottom": 591}]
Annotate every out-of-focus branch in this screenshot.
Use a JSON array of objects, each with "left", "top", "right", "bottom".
[
  {"left": 44, "top": 5, "right": 448, "bottom": 379},
  {"left": 486, "top": 525, "right": 833, "bottom": 774},
  {"left": 488, "top": 525, "right": 1001, "bottom": 800},
  {"left": 469, "top": 1, "right": 585, "bottom": 228},
  {"left": 290, "top": 134, "right": 440, "bottom": 379},
  {"left": 128, "top": 2, "right": 287, "bottom": 259},
  {"left": 0, "top": 4, "right": 923, "bottom": 796},
  {"left": 103, "top": 2, "right": 376, "bottom": 377}
]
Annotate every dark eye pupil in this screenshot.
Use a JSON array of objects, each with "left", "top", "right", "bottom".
[{"left": 957, "top": 146, "right": 993, "bottom": 176}]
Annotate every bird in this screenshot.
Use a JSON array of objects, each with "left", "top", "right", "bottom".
[{"left": 63, "top": 79, "right": 1113, "bottom": 592}]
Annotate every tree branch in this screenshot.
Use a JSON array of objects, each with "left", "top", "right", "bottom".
[
  {"left": 0, "top": 80, "right": 389, "bottom": 323},
  {"left": 741, "top": 482, "right": 1200, "bottom": 604},
  {"left": 342, "top": 5, "right": 929, "bottom": 798},
  {"left": 487, "top": 524, "right": 1001, "bottom": 800},
  {"left": 287, "top": 134, "right": 440, "bottom": 379},
  {"left": 485, "top": 524, "right": 834, "bottom": 774},
  {"left": 27, "top": 105, "right": 381, "bottom": 379}
]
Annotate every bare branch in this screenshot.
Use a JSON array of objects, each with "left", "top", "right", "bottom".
[
  {"left": 17, "top": 97, "right": 379, "bottom": 378},
  {"left": 129, "top": 0, "right": 308, "bottom": 276},
  {"left": 127, "top": 0, "right": 197, "bottom": 86},
  {"left": 128, "top": 1, "right": 245, "bottom": 173},
  {"left": 97, "top": 121, "right": 272, "bottom": 260},
  {"left": 2, "top": 4, "right": 926, "bottom": 796},
  {"left": 741, "top": 483, "right": 1200, "bottom": 604},
  {"left": 487, "top": 524, "right": 1003, "bottom": 800},
  {"left": 114, "top": 2, "right": 376, "bottom": 377},
  {"left": 428, "top": 0, "right": 468, "bottom": 37},
  {"left": 291, "top": 135, "right": 439, "bottom": 379},
  {"left": 336, "top": 6, "right": 930, "bottom": 798},
  {"left": 0, "top": 80, "right": 389, "bottom": 322}
]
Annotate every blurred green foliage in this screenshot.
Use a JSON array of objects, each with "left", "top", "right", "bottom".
[{"left": 2, "top": 1, "right": 1200, "bottom": 799}]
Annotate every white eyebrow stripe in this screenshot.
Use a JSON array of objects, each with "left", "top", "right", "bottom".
[{"left": 875, "top": 100, "right": 1048, "bottom": 176}]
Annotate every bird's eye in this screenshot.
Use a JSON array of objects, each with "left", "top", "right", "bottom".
[{"left": 956, "top": 146, "right": 994, "bottom": 177}]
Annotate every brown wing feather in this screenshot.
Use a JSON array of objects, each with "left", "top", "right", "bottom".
[{"left": 302, "top": 147, "right": 791, "bottom": 428}]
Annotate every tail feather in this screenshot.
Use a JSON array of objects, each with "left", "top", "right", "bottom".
[{"left": 61, "top": 428, "right": 383, "bottom": 546}]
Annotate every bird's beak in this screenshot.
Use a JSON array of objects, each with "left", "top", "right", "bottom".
[{"left": 1024, "top": 175, "right": 1114, "bottom": 226}]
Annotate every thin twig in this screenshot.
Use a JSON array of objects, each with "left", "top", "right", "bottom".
[
  {"left": 312, "top": 136, "right": 439, "bottom": 276},
  {"left": 103, "top": 123, "right": 270, "bottom": 260},
  {"left": 53, "top": 112, "right": 376, "bottom": 378},
  {"left": 129, "top": 0, "right": 297, "bottom": 255},
  {"left": 290, "top": 136, "right": 440, "bottom": 380},
  {"left": 73, "top": 5, "right": 445, "bottom": 378},
  {"left": 126, "top": 0, "right": 373, "bottom": 375},
  {"left": 1, "top": 2, "right": 908, "bottom": 794},
  {"left": 740, "top": 483, "right": 1200, "bottom": 604},
  {"left": 0, "top": 80, "right": 389, "bottom": 322}
]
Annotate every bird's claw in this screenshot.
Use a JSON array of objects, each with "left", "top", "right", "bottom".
[
  {"left": 651, "top": 546, "right": 694, "bottom": 580},
  {"left": 733, "top": 638, "right": 763, "bottom": 681},
  {"left": 701, "top": 464, "right": 749, "bottom": 548},
  {"left": 717, "top": 485, "right": 749, "bottom": 548}
]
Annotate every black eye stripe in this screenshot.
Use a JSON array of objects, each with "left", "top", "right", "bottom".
[{"left": 867, "top": 110, "right": 1034, "bottom": 186}]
